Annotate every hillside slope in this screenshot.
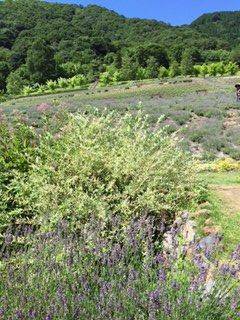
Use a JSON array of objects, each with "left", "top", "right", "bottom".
[
  {"left": 0, "top": 0, "right": 239, "bottom": 92},
  {"left": 191, "top": 11, "right": 240, "bottom": 47}
]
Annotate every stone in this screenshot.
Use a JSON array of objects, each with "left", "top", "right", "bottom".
[
  {"left": 181, "top": 220, "right": 196, "bottom": 244},
  {"left": 203, "top": 226, "right": 220, "bottom": 236},
  {"left": 198, "top": 234, "right": 222, "bottom": 252},
  {"left": 193, "top": 208, "right": 210, "bottom": 218},
  {"left": 174, "top": 217, "right": 183, "bottom": 227}
]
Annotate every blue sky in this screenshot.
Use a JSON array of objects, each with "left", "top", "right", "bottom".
[{"left": 49, "top": 0, "right": 240, "bottom": 25}]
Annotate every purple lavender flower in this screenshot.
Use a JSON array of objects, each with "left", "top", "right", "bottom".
[
  {"left": 28, "top": 310, "right": 37, "bottom": 319},
  {"left": 57, "top": 287, "right": 67, "bottom": 306},
  {"left": 15, "top": 309, "right": 23, "bottom": 319},
  {"left": 171, "top": 280, "right": 180, "bottom": 290},
  {"left": 128, "top": 269, "right": 138, "bottom": 281},
  {"left": 163, "top": 302, "right": 172, "bottom": 316},
  {"left": 155, "top": 253, "right": 165, "bottom": 265},
  {"left": 149, "top": 289, "right": 160, "bottom": 305},
  {"left": 0, "top": 308, "right": 4, "bottom": 317},
  {"left": 158, "top": 269, "right": 166, "bottom": 283},
  {"left": 45, "top": 313, "right": 52, "bottom": 320},
  {"left": 231, "top": 245, "right": 240, "bottom": 261}
]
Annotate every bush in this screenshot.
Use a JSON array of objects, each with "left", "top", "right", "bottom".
[
  {"left": 46, "top": 79, "right": 58, "bottom": 91},
  {"left": 99, "top": 71, "right": 112, "bottom": 86},
  {"left": 158, "top": 66, "right": 169, "bottom": 78},
  {"left": 68, "top": 74, "right": 86, "bottom": 88},
  {"left": 6, "top": 69, "right": 28, "bottom": 95},
  {"left": 21, "top": 85, "right": 34, "bottom": 96},
  {"left": 57, "top": 77, "right": 69, "bottom": 89},
  {"left": 1, "top": 111, "right": 199, "bottom": 235},
  {"left": 0, "top": 119, "right": 38, "bottom": 236}
]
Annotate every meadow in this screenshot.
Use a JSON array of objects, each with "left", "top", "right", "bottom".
[{"left": 0, "top": 77, "right": 240, "bottom": 319}]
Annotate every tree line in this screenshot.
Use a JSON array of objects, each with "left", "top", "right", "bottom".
[{"left": 0, "top": 0, "right": 240, "bottom": 96}]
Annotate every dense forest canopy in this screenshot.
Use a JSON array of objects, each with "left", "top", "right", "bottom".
[
  {"left": 191, "top": 11, "right": 240, "bottom": 46},
  {"left": 0, "top": 0, "right": 239, "bottom": 94}
]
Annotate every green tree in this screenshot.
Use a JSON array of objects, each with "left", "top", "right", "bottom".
[
  {"left": 181, "top": 51, "right": 194, "bottom": 76},
  {"left": 6, "top": 68, "right": 29, "bottom": 95},
  {"left": 0, "top": 61, "right": 10, "bottom": 90},
  {"left": 207, "top": 63, "right": 218, "bottom": 76},
  {"left": 231, "top": 46, "right": 240, "bottom": 66},
  {"left": 169, "top": 61, "right": 180, "bottom": 78},
  {"left": 26, "top": 39, "right": 56, "bottom": 84},
  {"left": 120, "top": 56, "right": 138, "bottom": 81},
  {"left": 145, "top": 57, "right": 158, "bottom": 79}
]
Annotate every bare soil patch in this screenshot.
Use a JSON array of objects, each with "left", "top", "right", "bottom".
[{"left": 211, "top": 186, "right": 240, "bottom": 215}]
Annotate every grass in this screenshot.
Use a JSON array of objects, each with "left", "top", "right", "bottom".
[
  {"left": 205, "top": 190, "right": 240, "bottom": 257},
  {"left": 198, "top": 171, "right": 240, "bottom": 186},
  {"left": 197, "top": 171, "right": 240, "bottom": 257}
]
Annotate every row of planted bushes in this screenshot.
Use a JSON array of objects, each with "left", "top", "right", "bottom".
[
  {"left": 99, "top": 62, "right": 239, "bottom": 86},
  {"left": 12, "top": 61, "right": 239, "bottom": 97},
  {"left": 20, "top": 74, "right": 88, "bottom": 96}
]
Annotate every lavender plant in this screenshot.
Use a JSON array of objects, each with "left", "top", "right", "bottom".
[{"left": 0, "top": 217, "right": 239, "bottom": 320}]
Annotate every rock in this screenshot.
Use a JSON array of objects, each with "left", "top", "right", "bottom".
[
  {"left": 198, "top": 234, "right": 222, "bottom": 252},
  {"left": 205, "top": 266, "right": 215, "bottom": 294},
  {"left": 193, "top": 208, "right": 210, "bottom": 218},
  {"left": 181, "top": 212, "right": 189, "bottom": 220},
  {"left": 181, "top": 220, "right": 196, "bottom": 244},
  {"left": 162, "top": 232, "right": 175, "bottom": 254},
  {"left": 203, "top": 226, "right": 220, "bottom": 236},
  {"left": 174, "top": 217, "right": 183, "bottom": 227}
]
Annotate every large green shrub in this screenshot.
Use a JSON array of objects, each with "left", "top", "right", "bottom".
[
  {"left": 2, "top": 112, "right": 199, "bottom": 234},
  {"left": 0, "top": 119, "right": 38, "bottom": 237}
]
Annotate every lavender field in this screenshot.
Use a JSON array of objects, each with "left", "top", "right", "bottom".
[{"left": 1, "top": 76, "right": 240, "bottom": 160}]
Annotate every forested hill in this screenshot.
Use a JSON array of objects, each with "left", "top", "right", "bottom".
[
  {"left": 191, "top": 11, "right": 240, "bottom": 46},
  {"left": 0, "top": 0, "right": 239, "bottom": 94}
]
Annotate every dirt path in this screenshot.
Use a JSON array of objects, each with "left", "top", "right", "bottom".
[{"left": 211, "top": 186, "right": 240, "bottom": 215}]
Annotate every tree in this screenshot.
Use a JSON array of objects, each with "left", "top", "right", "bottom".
[
  {"left": 145, "top": 57, "right": 158, "bottom": 79},
  {"left": 169, "top": 61, "right": 180, "bottom": 78},
  {"left": 132, "top": 44, "right": 169, "bottom": 68},
  {"left": 181, "top": 51, "right": 194, "bottom": 76},
  {"left": 6, "top": 69, "right": 28, "bottom": 95},
  {"left": 0, "top": 61, "right": 10, "bottom": 91},
  {"left": 231, "top": 46, "right": 240, "bottom": 66},
  {"left": 120, "top": 55, "right": 138, "bottom": 81},
  {"left": 207, "top": 63, "right": 218, "bottom": 76},
  {"left": 26, "top": 39, "right": 56, "bottom": 84}
]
